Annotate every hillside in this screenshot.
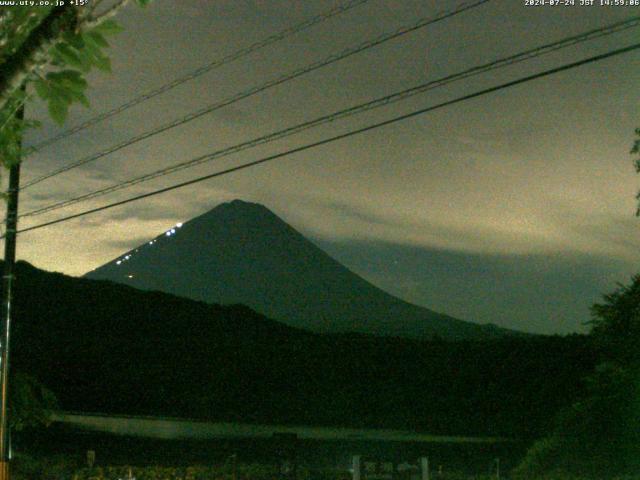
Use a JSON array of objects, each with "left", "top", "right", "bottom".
[
  {"left": 11, "top": 261, "right": 595, "bottom": 437},
  {"left": 86, "top": 199, "right": 512, "bottom": 340}
]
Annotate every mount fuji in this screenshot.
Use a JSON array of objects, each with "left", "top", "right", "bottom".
[{"left": 85, "top": 200, "right": 513, "bottom": 339}]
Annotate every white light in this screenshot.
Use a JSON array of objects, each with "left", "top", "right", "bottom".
[
  {"left": 128, "top": 274, "right": 134, "bottom": 279},
  {"left": 149, "top": 242, "right": 153, "bottom": 245},
  {"left": 176, "top": 223, "right": 183, "bottom": 228},
  {"left": 165, "top": 231, "right": 171, "bottom": 236},
  {"left": 116, "top": 261, "right": 121, "bottom": 265},
  {"left": 170, "top": 228, "right": 176, "bottom": 234},
  {"left": 125, "top": 255, "right": 130, "bottom": 260}
]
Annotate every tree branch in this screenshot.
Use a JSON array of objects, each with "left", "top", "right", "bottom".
[
  {"left": 0, "top": 94, "right": 29, "bottom": 134},
  {"left": 84, "top": 0, "right": 132, "bottom": 29},
  {"left": 86, "top": 0, "right": 107, "bottom": 18},
  {"left": 0, "top": 7, "right": 77, "bottom": 113}
]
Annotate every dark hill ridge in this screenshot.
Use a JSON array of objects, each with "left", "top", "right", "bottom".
[
  {"left": 10, "top": 261, "right": 595, "bottom": 437},
  {"left": 86, "top": 199, "right": 512, "bottom": 340}
]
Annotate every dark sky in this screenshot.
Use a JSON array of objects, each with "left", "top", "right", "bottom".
[{"left": 10, "top": 0, "right": 640, "bottom": 334}]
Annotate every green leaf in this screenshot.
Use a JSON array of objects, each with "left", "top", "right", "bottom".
[
  {"left": 86, "top": 31, "right": 109, "bottom": 48},
  {"left": 92, "top": 52, "right": 111, "bottom": 72},
  {"left": 135, "top": 0, "right": 153, "bottom": 6},
  {"left": 93, "top": 19, "right": 124, "bottom": 36},
  {"left": 47, "top": 83, "right": 74, "bottom": 104},
  {"left": 76, "top": 93, "right": 90, "bottom": 108},
  {"left": 62, "top": 31, "right": 85, "bottom": 50},
  {"left": 59, "top": 82, "right": 90, "bottom": 107},
  {"left": 47, "top": 70, "right": 87, "bottom": 93},
  {"left": 47, "top": 69, "right": 83, "bottom": 82},
  {"left": 75, "top": 46, "right": 95, "bottom": 72},
  {"left": 52, "top": 43, "right": 84, "bottom": 70},
  {"left": 33, "top": 78, "right": 51, "bottom": 100},
  {"left": 48, "top": 98, "right": 68, "bottom": 125},
  {"left": 79, "top": 36, "right": 109, "bottom": 71}
]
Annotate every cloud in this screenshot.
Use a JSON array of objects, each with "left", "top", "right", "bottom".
[
  {"left": 11, "top": 0, "right": 639, "bottom": 335},
  {"left": 104, "top": 236, "right": 154, "bottom": 252},
  {"left": 315, "top": 237, "right": 636, "bottom": 334}
]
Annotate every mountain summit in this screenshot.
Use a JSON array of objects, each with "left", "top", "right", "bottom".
[{"left": 86, "top": 200, "right": 511, "bottom": 339}]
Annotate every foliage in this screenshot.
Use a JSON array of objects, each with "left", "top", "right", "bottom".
[
  {"left": 0, "top": 1, "right": 153, "bottom": 170},
  {"left": 589, "top": 274, "right": 640, "bottom": 365},
  {"left": 8, "top": 261, "right": 597, "bottom": 439},
  {"left": 515, "top": 129, "right": 640, "bottom": 478},
  {"left": 0, "top": 88, "right": 39, "bottom": 168},
  {"left": 9, "top": 371, "right": 58, "bottom": 431},
  {"left": 31, "top": 19, "right": 122, "bottom": 124},
  {"left": 514, "top": 275, "right": 640, "bottom": 479},
  {"left": 12, "top": 453, "right": 82, "bottom": 480},
  {"left": 632, "top": 127, "right": 640, "bottom": 215},
  {"left": 10, "top": 456, "right": 640, "bottom": 480},
  {"left": 12, "top": 458, "right": 640, "bottom": 480},
  {"left": 15, "top": 462, "right": 280, "bottom": 480}
]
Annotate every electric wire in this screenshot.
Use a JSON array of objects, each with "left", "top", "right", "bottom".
[
  {"left": 23, "top": 0, "right": 372, "bottom": 154},
  {"left": 18, "top": 16, "right": 640, "bottom": 219},
  {"left": 11, "top": 42, "right": 640, "bottom": 238},
  {"left": 21, "top": 0, "right": 491, "bottom": 190}
]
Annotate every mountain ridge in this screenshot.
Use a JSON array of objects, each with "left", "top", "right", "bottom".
[{"left": 10, "top": 260, "right": 593, "bottom": 436}]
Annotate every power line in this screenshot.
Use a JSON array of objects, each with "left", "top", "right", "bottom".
[
  {"left": 18, "top": 16, "right": 640, "bottom": 219},
  {"left": 23, "top": 0, "right": 372, "bottom": 154},
  {"left": 21, "top": 0, "right": 492, "bottom": 190},
  {"left": 12, "top": 42, "right": 640, "bottom": 238}
]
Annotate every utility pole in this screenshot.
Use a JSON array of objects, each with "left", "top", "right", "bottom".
[{"left": 0, "top": 97, "right": 24, "bottom": 480}]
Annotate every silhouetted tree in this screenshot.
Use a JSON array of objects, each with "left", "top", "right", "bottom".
[
  {"left": 9, "top": 372, "right": 57, "bottom": 432},
  {"left": 0, "top": 1, "right": 152, "bottom": 171},
  {"left": 514, "top": 276, "right": 640, "bottom": 478},
  {"left": 633, "top": 127, "right": 640, "bottom": 215}
]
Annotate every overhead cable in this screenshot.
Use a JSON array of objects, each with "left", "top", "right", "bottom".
[
  {"left": 24, "top": 0, "right": 373, "bottom": 154},
  {"left": 21, "top": 0, "right": 492, "bottom": 189},
  {"left": 19, "top": 16, "right": 640, "bottom": 219},
  {"left": 12, "top": 42, "right": 640, "bottom": 237}
]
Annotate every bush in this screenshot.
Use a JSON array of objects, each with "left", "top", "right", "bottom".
[{"left": 12, "top": 453, "right": 82, "bottom": 480}]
